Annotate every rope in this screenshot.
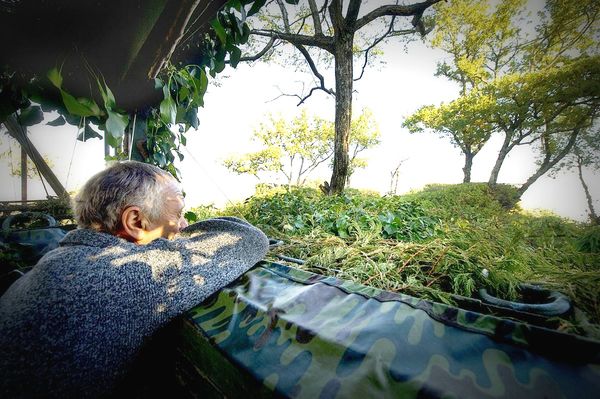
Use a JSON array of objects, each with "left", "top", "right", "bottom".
[
  {"left": 129, "top": 113, "right": 137, "bottom": 160},
  {"left": 181, "top": 146, "right": 245, "bottom": 219},
  {"left": 64, "top": 117, "right": 81, "bottom": 190}
]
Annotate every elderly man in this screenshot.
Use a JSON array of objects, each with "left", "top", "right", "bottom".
[{"left": 0, "top": 161, "right": 269, "bottom": 398}]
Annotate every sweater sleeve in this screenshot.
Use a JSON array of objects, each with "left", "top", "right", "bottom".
[{"left": 143, "top": 217, "right": 268, "bottom": 321}]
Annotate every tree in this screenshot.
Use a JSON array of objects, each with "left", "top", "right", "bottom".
[
  {"left": 224, "top": 108, "right": 380, "bottom": 186},
  {"left": 405, "top": 0, "right": 600, "bottom": 198},
  {"left": 404, "top": 91, "right": 495, "bottom": 182},
  {"left": 553, "top": 123, "right": 600, "bottom": 224},
  {"left": 224, "top": 110, "right": 331, "bottom": 185},
  {"left": 238, "top": 0, "right": 441, "bottom": 194},
  {"left": 346, "top": 108, "right": 381, "bottom": 184}
]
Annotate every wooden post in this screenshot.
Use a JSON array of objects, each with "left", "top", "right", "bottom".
[
  {"left": 21, "top": 146, "right": 27, "bottom": 204},
  {"left": 3, "top": 114, "right": 69, "bottom": 200}
]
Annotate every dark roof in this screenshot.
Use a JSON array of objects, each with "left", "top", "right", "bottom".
[{"left": 0, "top": 0, "right": 226, "bottom": 111}]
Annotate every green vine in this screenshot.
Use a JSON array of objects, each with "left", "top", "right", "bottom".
[{"left": 0, "top": 0, "right": 261, "bottom": 179}]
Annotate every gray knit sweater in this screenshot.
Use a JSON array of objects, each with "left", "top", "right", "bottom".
[{"left": 0, "top": 217, "right": 268, "bottom": 398}]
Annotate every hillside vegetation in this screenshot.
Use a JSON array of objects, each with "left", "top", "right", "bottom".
[{"left": 190, "top": 183, "right": 600, "bottom": 337}]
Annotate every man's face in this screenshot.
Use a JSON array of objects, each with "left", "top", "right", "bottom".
[{"left": 141, "top": 179, "right": 188, "bottom": 243}]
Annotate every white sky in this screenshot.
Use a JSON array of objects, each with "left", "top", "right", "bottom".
[{"left": 0, "top": 0, "right": 598, "bottom": 222}]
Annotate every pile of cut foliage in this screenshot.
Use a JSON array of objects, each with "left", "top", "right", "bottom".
[{"left": 188, "top": 183, "right": 600, "bottom": 338}]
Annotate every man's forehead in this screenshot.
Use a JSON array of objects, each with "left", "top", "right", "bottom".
[{"left": 159, "top": 177, "right": 183, "bottom": 198}]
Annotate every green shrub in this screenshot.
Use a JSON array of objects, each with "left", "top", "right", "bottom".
[{"left": 187, "top": 183, "right": 600, "bottom": 333}]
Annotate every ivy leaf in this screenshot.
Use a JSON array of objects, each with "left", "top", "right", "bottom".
[
  {"left": 247, "top": 0, "right": 266, "bottom": 17},
  {"left": 228, "top": 0, "right": 242, "bottom": 12},
  {"left": 47, "top": 115, "right": 66, "bottom": 126},
  {"left": 211, "top": 19, "right": 227, "bottom": 45},
  {"left": 185, "top": 108, "right": 199, "bottom": 129},
  {"left": 178, "top": 86, "right": 190, "bottom": 102},
  {"left": 241, "top": 23, "right": 251, "bottom": 44},
  {"left": 229, "top": 46, "right": 242, "bottom": 68},
  {"left": 19, "top": 105, "right": 44, "bottom": 126},
  {"left": 159, "top": 95, "right": 176, "bottom": 125},
  {"left": 60, "top": 90, "right": 101, "bottom": 117},
  {"left": 153, "top": 152, "right": 167, "bottom": 166},
  {"left": 98, "top": 83, "right": 117, "bottom": 110},
  {"left": 184, "top": 211, "right": 198, "bottom": 223},
  {"left": 77, "top": 122, "right": 103, "bottom": 142},
  {"left": 105, "top": 129, "right": 121, "bottom": 148},
  {"left": 105, "top": 109, "right": 129, "bottom": 141},
  {"left": 47, "top": 67, "right": 63, "bottom": 88}
]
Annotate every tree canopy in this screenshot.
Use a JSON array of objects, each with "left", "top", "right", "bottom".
[
  {"left": 224, "top": 108, "right": 380, "bottom": 186},
  {"left": 405, "top": 0, "right": 600, "bottom": 197}
]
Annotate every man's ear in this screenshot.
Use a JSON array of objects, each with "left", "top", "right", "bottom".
[{"left": 119, "top": 206, "right": 146, "bottom": 242}]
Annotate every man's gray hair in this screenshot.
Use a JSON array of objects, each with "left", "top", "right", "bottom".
[{"left": 73, "top": 161, "right": 174, "bottom": 233}]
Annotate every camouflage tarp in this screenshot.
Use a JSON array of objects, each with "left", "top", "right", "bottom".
[{"left": 176, "top": 261, "right": 600, "bottom": 398}]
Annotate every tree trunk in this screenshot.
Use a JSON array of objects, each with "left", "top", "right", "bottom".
[
  {"left": 462, "top": 150, "right": 473, "bottom": 183},
  {"left": 488, "top": 133, "right": 512, "bottom": 187},
  {"left": 576, "top": 155, "right": 600, "bottom": 225},
  {"left": 328, "top": 34, "right": 353, "bottom": 194},
  {"left": 516, "top": 129, "right": 579, "bottom": 199}
]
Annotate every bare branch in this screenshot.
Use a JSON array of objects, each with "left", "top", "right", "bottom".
[
  {"left": 308, "top": 0, "right": 323, "bottom": 36},
  {"left": 250, "top": 29, "right": 335, "bottom": 52},
  {"left": 275, "top": 0, "right": 291, "bottom": 32},
  {"left": 355, "top": 16, "right": 396, "bottom": 82},
  {"left": 293, "top": 44, "right": 335, "bottom": 102},
  {"left": 346, "top": 0, "right": 362, "bottom": 25},
  {"left": 355, "top": 0, "right": 442, "bottom": 32},
  {"left": 232, "top": 37, "right": 276, "bottom": 63}
]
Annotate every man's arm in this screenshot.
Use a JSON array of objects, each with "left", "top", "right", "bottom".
[{"left": 144, "top": 217, "right": 268, "bottom": 320}]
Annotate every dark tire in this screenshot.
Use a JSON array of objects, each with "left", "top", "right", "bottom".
[{"left": 478, "top": 283, "right": 571, "bottom": 317}]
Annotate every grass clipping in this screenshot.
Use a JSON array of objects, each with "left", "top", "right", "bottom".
[{"left": 190, "top": 183, "right": 600, "bottom": 338}]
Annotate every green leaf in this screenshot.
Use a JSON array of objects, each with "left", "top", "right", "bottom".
[
  {"left": 229, "top": 46, "right": 242, "bottom": 68},
  {"left": 47, "top": 67, "right": 63, "bottom": 88},
  {"left": 184, "top": 211, "right": 198, "bottom": 223},
  {"left": 105, "top": 130, "right": 121, "bottom": 148},
  {"left": 105, "top": 109, "right": 129, "bottom": 139},
  {"left": 178, "top": 86, "right": 190, "bottom": 102},
  {"left": 153, "top": 152, "right": 167, "bottom": 166},
  {"left": 77, "top": 122, "right": 103, "bottom": 142},
  {"left": 100, "top": 84, "right": 117, "bottom": 110},
  {"left": 247, "top": 0, "right": 266, "bottom": 17},
  {"left": 185, "top": 108, "right": 199, "bottom": 129},
  {"left": 159, "top": 96, "right": 176, "bottom": 125},
  {"left": 154, "top": 78, "right": 164, "bottom": 90},
  {"left": 19, "top": 106, "right": 44, "bottom": 126},
  {"left": 211, "top": 19, "right": 227, "bottom": 45},
  {"left": 60, "top": 90, "right": 101, "bottom": 117},
  {"left": 199, "top": 68, "right": 208, "bottom": 95},
  {"left": 241, "top": 23, "right": 251, "bottom": 43},
  {"left": 47, "top": 115, "right": 66, "bottom": 126}
]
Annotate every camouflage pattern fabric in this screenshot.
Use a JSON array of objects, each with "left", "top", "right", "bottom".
[{"left": 179, "top": 262, "right": 600, "bottom": 398}]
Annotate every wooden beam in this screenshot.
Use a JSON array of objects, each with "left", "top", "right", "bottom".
[{"left": 3, "top": 115, "right": 70, "bottom": 200}]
